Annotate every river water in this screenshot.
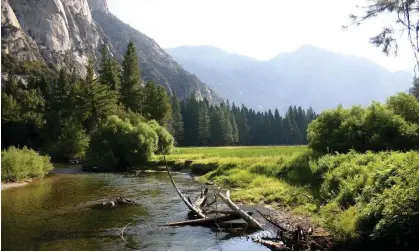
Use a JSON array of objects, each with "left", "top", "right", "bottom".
[{"left": 1, "top": 170, "right": 269, "bottom": 251}]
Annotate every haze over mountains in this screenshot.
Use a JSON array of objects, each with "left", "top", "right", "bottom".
[{"left": 166, "top": 45, "right": 413, "bottom": 112}]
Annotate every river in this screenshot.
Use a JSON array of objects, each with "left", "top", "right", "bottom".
[{"left": 1, "top": 169, "right": 269, "bottom": 250}]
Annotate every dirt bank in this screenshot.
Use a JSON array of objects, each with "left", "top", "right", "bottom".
[{"left": 1, "top": 180, "right": 31, "bottom": 190}]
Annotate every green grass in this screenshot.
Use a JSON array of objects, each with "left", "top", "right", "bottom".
[
  {"left": 152, "top": 145, "right": 315, "bottom": 208},
  {"left": 152, "top": 146, "right": 419, "bottom": 249}
]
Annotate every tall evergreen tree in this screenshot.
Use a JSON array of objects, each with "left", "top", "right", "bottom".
[
  {"left": 143, "top": 81, "right": 172, "bottom": 126},
  {"left": 410, "top": 77, "right": 419, "bottom": 100},
  {"left": 233, "top": 105, "right": 249, "bottom": 145},
  {"left": 273, "top": 109, "right": 283, "bottom": 145},
  {"left": 169, "top": 95, "right": 184, "bottom": 144},
  {"left": 182, "top": 94, "right": 200, "bottom": 146},
  {"left": 77, "top": 59, "right": 118, "bottom": 132},
  {"left": 197, "top": 101, "right": 210, "bottom": 145},
  {"left": 99, "top": 44, "right": 121, "bottom": 93},
  {"left": 121, "top": 41, "right": 143, "bottom": 113}
]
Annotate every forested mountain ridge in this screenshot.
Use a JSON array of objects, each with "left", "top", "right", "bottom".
[
  {"left": 166, "top": 45, "right": 412, "bottom": 112},
  {"left": 1, "top": 0, "right": 220, "bottom": 103}
]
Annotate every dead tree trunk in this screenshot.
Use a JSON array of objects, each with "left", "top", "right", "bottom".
[
  {"left": 164, "top": 213, "right": 242, "bottom": 227},
  {"left": 217, "top": 189, "right": 263, "bottom": 229},
  {"left": 163, "top": 151, "right": 206, "bottom": 218}
]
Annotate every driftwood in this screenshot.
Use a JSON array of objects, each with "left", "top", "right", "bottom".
[
  {"left": 205, "top": 210, "right": 250, "bottom": 215},
  {"left": 217, "top": 190, "right": 263, "bottom": 229},
  {"left": 252, "top": 238, "right": 287, "bottom": 250},
  {"left": 161, "top": 148, "right": 332, "bottom": 250},
  {"left": 163, "top": 152, "right": 206, "bottom": 218},
  {"left": 165, "top": 213, "right": 242, "bottom": 226},
  {"left": 93, "top": 196, "right": 138, "bottom": 209}
]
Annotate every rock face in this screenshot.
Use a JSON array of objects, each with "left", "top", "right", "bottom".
[
  {"left": 1, "top": 0, "right": 42, "bottom": 61},
  {"left": 87, "top": 0, "right": 109, "bottom": 13},
  {"left": 6, "top": 0, "right": 104, "bottom": 76},
  {"left": 1, "top": 0, "right": 220, "bottom": 102}
]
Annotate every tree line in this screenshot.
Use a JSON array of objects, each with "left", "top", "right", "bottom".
[{"left": 170, "top": 96, "right": 317, "bottom": 146}]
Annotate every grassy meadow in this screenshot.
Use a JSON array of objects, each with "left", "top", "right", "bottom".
[
  {"left": 152, "top": 146, "right": 419, "bottom": 248},
  {"left": 152, "top": 145, "right": 316, "bottom": 213}
]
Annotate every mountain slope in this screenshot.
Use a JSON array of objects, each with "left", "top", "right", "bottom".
[
  {"left": 166, "top": 45, "right": 413, "bottom": 112},
  {"left": 1, "top": 0, "right": 220, "bottom": 103},
  {"left": 90, "top": 9, "right": 219, "bottom": 101}
]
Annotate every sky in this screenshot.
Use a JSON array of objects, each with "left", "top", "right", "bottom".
[{"left": 107, "top": 0, "right": 416, "bottom": 73}]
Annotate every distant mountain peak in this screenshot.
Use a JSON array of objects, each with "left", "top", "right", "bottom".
[{"left": 166, "top": 44, "right": 412, "bottom": 112}]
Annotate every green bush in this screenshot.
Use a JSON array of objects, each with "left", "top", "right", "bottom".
[
  {"left": 387, "top": 92, "right": 419, "bottom": 124},
  {"left": 46, "top": 120, "right": 90, "bottom": 162},
  {"left": 316, "top": 151, "right": 419, "bottom": 248},
  {"left": 84, "top": 115, "right": 158, "bottom": 172},
  {"left": 1, "top": 146, "right": 53, "bottom": 182},
  {"left": 148, "top": 120, "right": 174, "bottom": 154},
  {"left": 307, "top": 93, "right": 419, "bottom": 153}
]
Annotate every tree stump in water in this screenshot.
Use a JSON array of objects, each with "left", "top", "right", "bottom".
[{"left": 184, "top": 160, "right": 193, "bottom": 168}]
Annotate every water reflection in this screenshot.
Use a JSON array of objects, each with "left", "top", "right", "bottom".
[{"left": 2, "top": 171, "right": 268, "bottom": 251}]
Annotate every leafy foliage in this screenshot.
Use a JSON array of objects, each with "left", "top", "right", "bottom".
[
  {"left": 84, "top": 115, "right": 158, "bottom": 172},
  {"left": 1, "top": 146, "right": 53, "bottom": 182},
  {"left": 148, "top": 120, "right": 175, "bottom": 154},
  {"left": 308, "top": 93, "right": 419, "bottom": 153},
  {"left": 316, "top": 151, "right": 419, "bottom": 249},
  {"left": 346, "top": 0, "right": 419, "bottom": 71},
  {"left": 45, "top": 120, "right": 90, "bottom": 162},
  {"left": 1, "top": 74, "right": 45, "bottom": 149}
]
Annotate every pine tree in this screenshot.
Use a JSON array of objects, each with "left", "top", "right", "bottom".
[
  {"left": 121, "top": 41, "right": 143, "bottom": 112},
  {"left": 209, "top": 106, "right": 224, "bottom": 146},
  {"left": 99, "top": 44, "right": 121, "bottom": 93},
  {"left": 143, "top": 80, "right": 158, "bottom": 120},
  {"left": 230, "top": 112, "right": 239, "bottom": 145},
  {"left": 284, "top": 106, "right": 303, "bottom": 144},
  {"left": 410, "top": 77, "right": 419, "bottom": 100},
  {"left": 77, "top": 59, "right": 118, "bottom": 132},
  {"left": 170, "top": 95, "right": 184, "bottom": 144},
  {"left": 182, "top": 95, "right": 200, "bottom": 146},
  {"left": 2, "top": 73, "right": 45, "bottom": 149},
  {"left": 143, "top": 81, "right": 172, "bottom": 126},
  {"left": 273, "top": 109, "right": 283, "bottom": 145},
  {"left": 233, "top": 105, "right": 249, "bottom": 145},
  {"left": 197, "top": 101, "right": 210, "bottom": 145}
]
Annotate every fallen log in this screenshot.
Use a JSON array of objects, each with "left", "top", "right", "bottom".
[
  {"left": 252, "top": 238, "right": 287, "bottom": 251},
  {"left": 163, "top": 150, "right": 206, "bottom": 218},
  {"left": 205, "top": 210, "right": 251, "bottom": 215},
  {"left": 217, "top": 189, "right": 263, "bottom": 229},
  {"left": 164, "top": 213, "right": 241, "bottom": 227},
  {"left": 93, "top": 196, "right": 138, "bottom": 209}
]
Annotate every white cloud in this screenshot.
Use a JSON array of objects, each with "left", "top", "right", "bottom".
[{"left": 107, "top": 0, "right": 416, "bottom": 73}]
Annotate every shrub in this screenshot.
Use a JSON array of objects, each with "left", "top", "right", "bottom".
[
  {"left": 386, "top": 92, "right": 419, "bottom": 124},
  {"left": 307, "top": 95, "right": 419, "bottom": 153},
  {"left": 317, "top": 151, "right": 419, "bottom": 248},
  {"left": 148, "top": 120, "right": 174, "bottom": 154},
  {"left": 1, "top": 146, "right": 53, "bottom": 182},
  {"left": 84, "top": 115, "right": 158, "bottom": 172},
  {"left": 46, "top": 120, "right": 90, "bottom": 162}
]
